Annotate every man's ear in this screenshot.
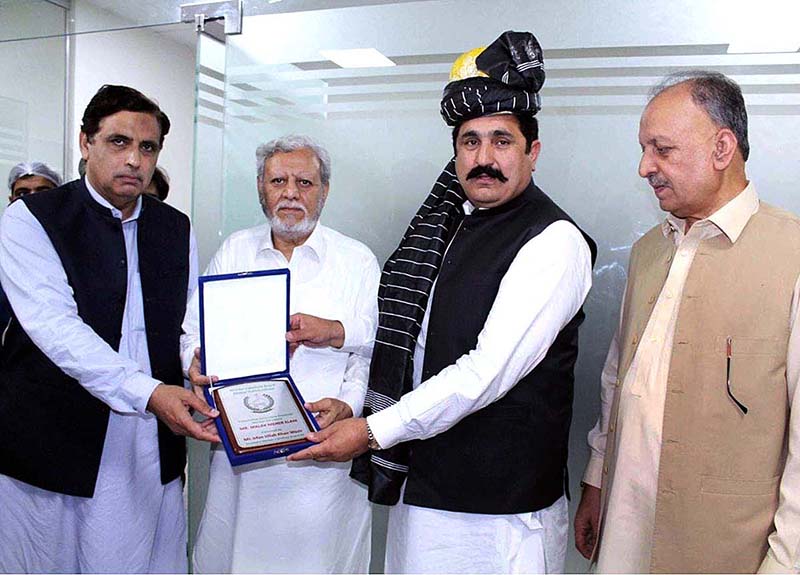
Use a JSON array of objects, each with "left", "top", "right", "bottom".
[
  {"left": 79, "top": 131, "right": 90, "bottom": 161},
  {"left": 528, "top": 140, "right": 542, "bottom": 171},
  {"left": 712, "top": 128, "right": 738, "bottom": 170}
]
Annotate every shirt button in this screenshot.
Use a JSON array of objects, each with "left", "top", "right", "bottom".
[
  {"left": 609, "top": 422, "right": 616, "bottom": 432},
  {"left": 665, "top": 291, "right": 673, "bottom": 299}
]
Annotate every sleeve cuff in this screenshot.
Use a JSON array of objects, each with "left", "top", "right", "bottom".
[
  {"left": 124, "top": 372, "right": 162, "bottom": 415},
  {"left": 338, "top": 387, "right": 365, "bottom": 418},
  {"left": 583, "top": 453, "right": 605, "bottom": 488},
  {"left": 367, "top": 406, "right": 408, "bottom": 450},
  {"left": 180, "top": 339, "right": 197, "bottom": 378},
  {"left": 758, "top": 549, "right": 798, "bottom": 574},
  {"left": 339, "top": 315, "right": 363, "bottom": 354}
]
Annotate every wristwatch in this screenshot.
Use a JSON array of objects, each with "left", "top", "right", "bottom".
[{"left": 366, "top": 420, "right": 382, "bottom": 451}]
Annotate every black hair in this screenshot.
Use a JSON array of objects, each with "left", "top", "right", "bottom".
[
  {"left": 149, "top": 166, "right": 170, "bottom": 201},
  {"left": 81, "top": 84, "right": 170, "bottom": 148}
]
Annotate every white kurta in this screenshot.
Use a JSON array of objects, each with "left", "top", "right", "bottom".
[
  {"left": 368, "top": 209, "right": 594, "bottom": 574},
  {"left": 0, "top": 180, "right": 198, "bottom": 573},
  {"left": 182, "top": 222, "right": 380, "bottom": 574}
]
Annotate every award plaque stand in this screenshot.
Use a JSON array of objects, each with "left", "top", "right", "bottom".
[{"left": 199, "top": 269, "right": 319, "bottom": 465}]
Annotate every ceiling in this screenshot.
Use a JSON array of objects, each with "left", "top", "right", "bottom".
[
  {"left": 82, "top": 0, "right": 426, "bottom": 29},
  {"left": 188, "top": 0, "right": 800, "bottom": 127}
]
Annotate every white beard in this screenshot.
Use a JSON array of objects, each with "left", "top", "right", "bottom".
[{"left": 262, "top": 197, "right": 323, "bottom": 242}]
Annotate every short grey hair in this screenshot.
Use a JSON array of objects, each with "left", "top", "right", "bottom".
[
  {"left": 255, "top": 135, "right": 331, "bottom": 186},
  {"left": 8, "top": 161, "right": 62, "bottom": 191},
  {"left": 650, "top": 70, "right": 749, "bottom": 161}
]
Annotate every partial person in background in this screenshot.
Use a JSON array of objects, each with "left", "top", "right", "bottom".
[
  {"left": 575, "top": 71, "right": 800, "bottom": 573},
  {"left": 144, "top": 166, "right": 169, "bottom": 201},
  {"left": 185, "top": 134, "right": 380, "bottom": 573},
  {"left": 1, "top": 162, "right": 63, "bottom": 326},
  {"left": 7, "top": 161, "right": 61, "bottom": 203},
  {"left": 0, "top": 84, "right": 218, "bottom": 573},
  {"left": 290, "top": 31, "right": 596, "bottom": 574}
]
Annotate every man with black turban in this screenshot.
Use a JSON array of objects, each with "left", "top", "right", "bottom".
[{"left": 290, "top": 31, "right": 596, "bottom": 573}]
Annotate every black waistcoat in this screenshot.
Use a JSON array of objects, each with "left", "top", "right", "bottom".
[
  {"left": 0, "top": 179, "right": 190, "bottom": 497},
  {"left": 403, "top": 181, "right": 597, "bottom": 514}
]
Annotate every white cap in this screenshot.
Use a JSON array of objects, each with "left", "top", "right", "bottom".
[{"left": 8, "top": 161, "right": 62, "bottom": 191}]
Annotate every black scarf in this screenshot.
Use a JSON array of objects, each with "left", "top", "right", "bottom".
[{"left": 350, "top": 159, "right": 465, "bottom": 503}]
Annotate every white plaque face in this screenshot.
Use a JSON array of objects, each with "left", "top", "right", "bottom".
[
  {"left": 201, "top": 272, "right": 288, "bottom": 381},
  {"left": 214, "top": 379, "right": 312, "bottom": 453}
]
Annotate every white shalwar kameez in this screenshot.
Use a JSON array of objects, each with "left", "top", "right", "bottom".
[
  {"left": 368, "top": 212, "right": 593, "bottom": 574},
  {"left": 182, "top": 223, "right": 380, "bottom": 574},
  {"left": 0, "top": 181, "right": 198, "bottom": 573}
]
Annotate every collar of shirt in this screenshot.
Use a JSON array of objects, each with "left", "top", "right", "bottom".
[
  {"left": 83, "top": 176, "right": 142, "bottom": 223},
  {"left": 662, "top": 181, "right": 759, "bottom": 245},
  {"left": 257, "top": 222, "right": 325, "bottom": 265}
]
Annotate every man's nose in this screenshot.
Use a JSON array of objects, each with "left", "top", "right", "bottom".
[
  {"left": 476, "top": 142, "right": 494, "bottom": 166},
  {"left": 284, "top": 180, "right": 299, "bottom": 199},
  {"left": 126, "top": 148, "right": 141, "bottom": 168},
  {"left": 638, "top": 150, "right": 654, "bottom": 179}
]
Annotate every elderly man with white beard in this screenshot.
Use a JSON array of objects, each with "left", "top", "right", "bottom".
[{"left": 182, "top": 134, "right": 380, "bottom": 573}]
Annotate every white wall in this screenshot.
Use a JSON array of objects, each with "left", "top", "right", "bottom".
[{"left": 70, "top": 0, "right": 196, "bottom": 215}]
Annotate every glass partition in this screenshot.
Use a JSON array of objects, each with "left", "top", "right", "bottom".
[
  {"left": 191, "top": 0, "right": 800, "bottom": 572},
  {"left": 0, "top": 0, "right": 68, "bottom": 213}
]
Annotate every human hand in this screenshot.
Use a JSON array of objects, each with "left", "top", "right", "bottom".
[
  {"left": 574, "top": 483, "right": 602, "bottom": 560},
  {"left": 286, "top": 417, "right": 369, "bottom": 462},
  {"left": 188, "top": 347, "right": 219, "bottom": 402},
  {"left": 306, "top": 397, "right": 353, "bottom": 429},
  {"left": 198, "top": 417, "right": 221, "bottom": 442},
  {"left": 146, "top": 383, "right": 220, "bottom": 443},
  {"left": 188, "top": 347, "right": 218, "bottom": 387},
  {"left": 286, "top": 313, "right": 345, "bottom": 356}
]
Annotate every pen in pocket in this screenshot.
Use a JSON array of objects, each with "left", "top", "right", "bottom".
[{"left": 726, "top": 336, "right": 748, "bottom": 415}]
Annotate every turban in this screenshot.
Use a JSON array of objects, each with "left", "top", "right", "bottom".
[{"left": 440, "top": 30, "right": 546, "bottom": 126}]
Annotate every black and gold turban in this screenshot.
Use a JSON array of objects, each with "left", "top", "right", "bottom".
[{"left": 440, "top": 30, "right": 546, "bottom": 126}]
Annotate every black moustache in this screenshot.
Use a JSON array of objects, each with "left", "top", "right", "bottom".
[{"left": 466, "top": 165, "right": 508, "bottom": 183}]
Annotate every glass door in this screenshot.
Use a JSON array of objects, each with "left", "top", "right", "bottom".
[
  {"left": 0, "top": 0, "right": 68, "bottom": 214},
  {"left": 190, "top": 1, "right": 800, "bottom": 571}
]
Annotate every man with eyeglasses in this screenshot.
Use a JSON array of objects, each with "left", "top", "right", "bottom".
[
  {"left": 1, "top": 162, "right": 63, "bottom": 327},
  {"left": 7, "top": 161, "right": 62, "bottom": 203},
  {"left": 575, "top": 71, "right": 800, "bottom": 573}
]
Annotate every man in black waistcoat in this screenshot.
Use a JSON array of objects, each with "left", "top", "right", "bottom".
[
  {"left": 0, "top": 84, "right": 219, "bottom": 573},
  {"left": 290, "top": 32, "right": 596, "bottom": 573}
]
